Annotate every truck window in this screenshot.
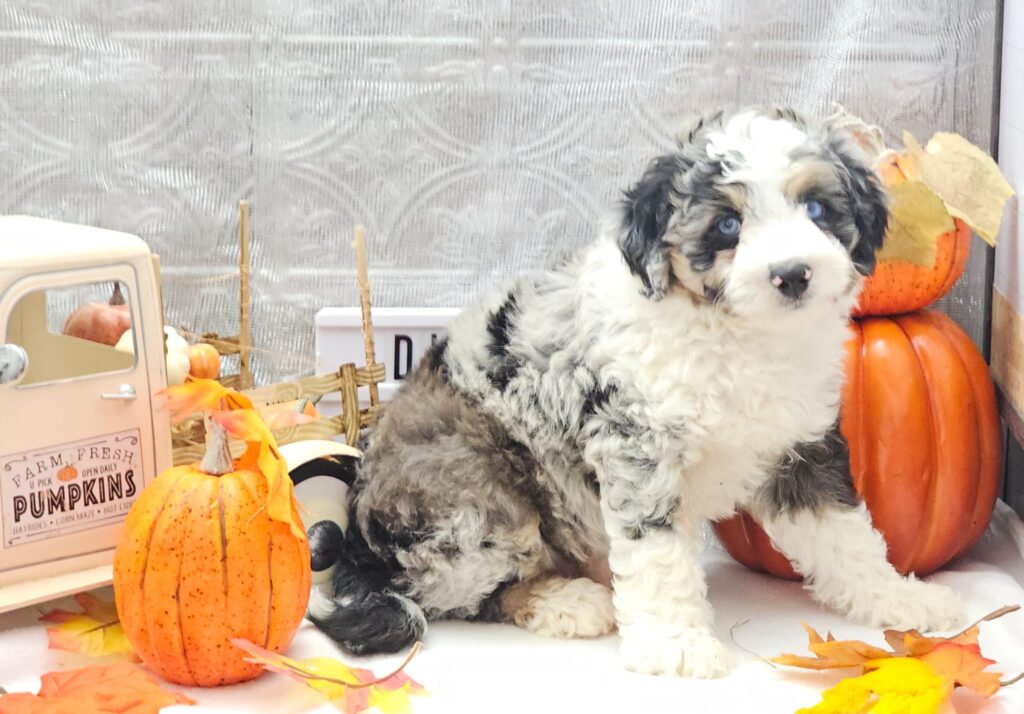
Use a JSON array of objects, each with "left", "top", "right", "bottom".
[{"left": 6, "top": 281, "right": 136, "bottom": 386}]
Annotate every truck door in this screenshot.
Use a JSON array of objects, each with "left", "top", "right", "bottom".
[{"left": 0, "top": 264, "right": 159, "bottom": 575}]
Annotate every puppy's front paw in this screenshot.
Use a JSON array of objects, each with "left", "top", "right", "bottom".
[
  {"left": 620, "top": 626, "right": 734, "bottom": 678},
  {"left": 858, "top": 579, "right": 964, "bottom": 632}
]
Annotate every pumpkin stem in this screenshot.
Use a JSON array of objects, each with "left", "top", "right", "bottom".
[
  {"left": 201, "top": 416, "right": 233, "bottom": 475},
  {"left": 109, "top": 281, "right": 126, "bottom": 306}
]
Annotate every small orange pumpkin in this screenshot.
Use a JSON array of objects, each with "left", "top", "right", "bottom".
[
  {"left": 714, "top": 310, "right": 1001, "bottom": 579},
  {"left": 852, "top": 153, "right": 970, "bottom": 317},
  {"left": 114, "top": 401, "right": 310, "bottom": 686},
  {"left": 854, "top": 218, "right": 970, "bottom": 317},
  {"left": 57, "top": 464, "right": 78, "bottom": 482},
  {"left": 188, "top": 343, "right": 222, "bottom": 380},
  {"left": 63, "top": 282, "right": 132, "bottom": 346}
]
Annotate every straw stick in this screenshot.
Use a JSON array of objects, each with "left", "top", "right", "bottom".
[
  {"left": 352, "top": 225, "right": 379, "bottom": 405},
  {"left": 239, "top": 201, "right": 253, "bottom": 388}
]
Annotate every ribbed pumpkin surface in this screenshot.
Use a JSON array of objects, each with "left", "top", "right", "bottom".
[
  {"left": 715, "top": 310, "right": 1001, "bottom": 579},
  {"left": 113, "top": 466, "right": 311, "bottom": 686}
]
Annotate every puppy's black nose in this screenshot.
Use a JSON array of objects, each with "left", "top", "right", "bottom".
[{"left": 770, "top": 262, "right": 812, "bottom": 300}]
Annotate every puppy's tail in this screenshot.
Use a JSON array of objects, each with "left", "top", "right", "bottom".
[{"left": 306, "top": 522, "right": 427, "bottom": 655}]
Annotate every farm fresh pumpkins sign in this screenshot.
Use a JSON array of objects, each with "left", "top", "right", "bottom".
[{"left": 1, "top": 429, "right": 141, "bottom": 547}]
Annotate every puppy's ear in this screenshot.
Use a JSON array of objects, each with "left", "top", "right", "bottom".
[
  {"left": 618, "top": 154, "right": 680, "bottom": 300},
  {"left": 847, "top": 164, "right": 889, "bottom": 276},
  {"left": 829, "top": 141, "right": 889, "bottom": 276}
]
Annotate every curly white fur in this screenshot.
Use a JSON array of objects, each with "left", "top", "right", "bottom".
[{"left": 757, "top": 504, "right": 963, "bottom": 631}]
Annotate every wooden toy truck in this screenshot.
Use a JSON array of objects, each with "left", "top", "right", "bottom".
[
  {"left": 0, "top": 216, "right": 173, "bottom": 612},
  {"left": 0, "top": 212, "right": 385, "bottom": 613}
]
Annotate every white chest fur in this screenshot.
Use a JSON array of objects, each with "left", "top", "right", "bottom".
[{"left": 580, "top": 241, "right": 851, "bottom": 519}]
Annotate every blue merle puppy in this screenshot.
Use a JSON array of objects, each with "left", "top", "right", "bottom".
[{"left": 308, "top": 107, "right": 963, "bottom": 677}]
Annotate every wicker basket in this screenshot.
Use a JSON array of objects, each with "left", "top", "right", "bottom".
[{"left": 167, "top": 209, "right": 384, "bottom": 465}]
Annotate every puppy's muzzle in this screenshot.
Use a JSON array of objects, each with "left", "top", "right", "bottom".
[{"left": 770, "top": 262, "right": 812, "bottom": 300}]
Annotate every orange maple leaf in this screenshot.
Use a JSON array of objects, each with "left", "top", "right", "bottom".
[
  {"left": 157, "top": 379, "right": 304, "bottom": 540},
  {"left": 258, "top": 399, "right": 321, "bottom": 430},
  {"left": 918, "top": 642, "right": 1002, "bottom": 697},
  {"left": 884, "top": 625, "right": 980, "bottom": 657},
  {"left": 231, "top": 638, "right": 426, "bottom": 714},
  {"left": 0, "top": 661, "right": 194, "bottom": 714},
  {"left": 772, "top": 624, "right": 891, "bottom": 670},
  {"left": 156, "top": 377, "right": 253, "bottom": 424},
  {"left": 39, "top": 592, "right": 137, "bottom": 661},
  {"left": 212, "top": 409, "right": 304, "bottom": 540},
  {"left": 774, "top": 604, "right": 1021, "bottom": 709}
]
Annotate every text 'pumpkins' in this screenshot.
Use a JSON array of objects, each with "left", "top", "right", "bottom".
[
  {"left": 715, "top": 311, "right": 1001, "bottom": 579},
  {"left": 114, "top": 380, "right": 310, "bottom": 687}
]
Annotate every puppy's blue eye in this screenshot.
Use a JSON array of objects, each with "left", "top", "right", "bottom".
[
  {"left": 717, "top": 216, "right": 741, "bottom": 237},
  {"left": 804, "top": 200, "right": 825, "bottom": 220}
]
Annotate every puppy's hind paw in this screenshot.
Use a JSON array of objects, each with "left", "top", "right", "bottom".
[
  {"left": 859, "top": 579, "right": 964, "bottom": 633},
  {"left": 620, "top": 627, "right": 734, "bottom": 678}
]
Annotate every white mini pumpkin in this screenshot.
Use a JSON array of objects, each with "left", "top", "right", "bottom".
[{"left": 115, "top": 325, "right": 191, "bottom": 385}]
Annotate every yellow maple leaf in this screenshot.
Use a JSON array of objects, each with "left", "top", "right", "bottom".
[
  {"left": 368, "top": 682, "right": 418, "bottom": 714},
  {"left": 903, "top": 131, "right": 1015, "bottom": 246},
  {"left": 797, "top": 657, "right": 953, "bottom": 714},
  {"left": 231, "top": 638, "right": 426, "bottom": 714},
  {"left": 877, "top": 181, "right": 954, "bottom": 266},
  {"left": 39, "top": 592, "right": 138, "bottom": 661}
]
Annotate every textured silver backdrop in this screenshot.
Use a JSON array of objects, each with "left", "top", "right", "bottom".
[{"left": 0, "top": 1, "right": 999, "bottom": 384}]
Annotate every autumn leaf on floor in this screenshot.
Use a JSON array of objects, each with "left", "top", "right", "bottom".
[
  {"left": 0, "top": 661, "right": 194, "bottom": 714},
  {"left": 775, "top": 604, "right": 1020, "bottom": 712},
  {"left": 918, "top": 642, "right": 1001, "bottom": 697},
  {"left": 883, "top": 604, "right": 1019, "bottom": 658},
  {"left": 772, "top": 624, "right": 891, "bottom": 670},
  {"left": 884, "top": 624, "right": 979, "bottom": 657},
  {"left": 797, "top": 657, "right": 952, "bottom": 714},
  {"left": 39, "top": 592, "right": 137, "bottom": 661},
  {"left": 232, "top": 638, "right": 426, "bottom": 714},
  {"left": 775, "top": 605, "right": 1019, "bottom": 675}
]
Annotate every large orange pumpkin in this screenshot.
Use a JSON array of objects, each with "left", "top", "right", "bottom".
[
  {"left": 114, "top": 421, "right": 311, "bottom": 686},
  {"left": 63, "top": 282, "right": 132, "bottom": 346},
  {"left": 714, "top": 310, "right": 1001, "bottom": 579}
]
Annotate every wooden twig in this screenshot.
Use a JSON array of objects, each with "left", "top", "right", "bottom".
[
  {"left": 272, "top": 641, "right": 423, "bottom": 690},
  {"left": 1002, "top": 671, "right": 1024, "bottom": 687},
  {"left": 949, "top": 604, "right": 1020, "bottom": 640},
  {"left": 352, "top": 225, "right": 379, "bottom": 406},
  {"left": 238, "top": 201, "right": 253, "bottom": 389},
  {"left": 729, "top": 618, "right": 777, "bottom": 668}
]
